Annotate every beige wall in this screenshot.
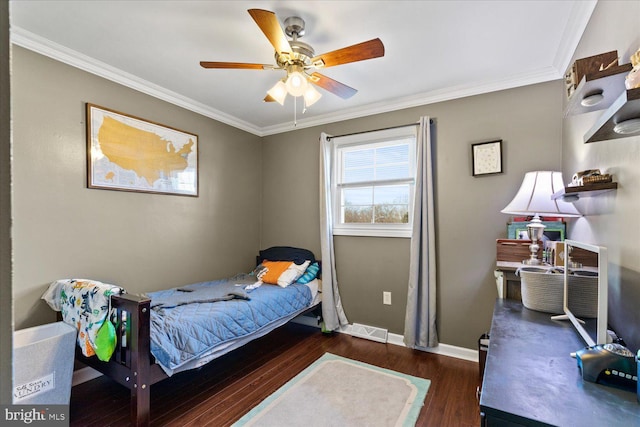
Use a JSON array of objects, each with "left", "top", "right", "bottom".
[
  {"left": 1, "top": 0, "right": 13, "bottom": 405},
  {"left": 562, "top": 0, "right": 640, "bottom": 350},
  {"left": 262, "top": 80, "right": 564, "bottom": 347},
  {"left": 11, "top": 46, "right": 263, "bottom": 329}
]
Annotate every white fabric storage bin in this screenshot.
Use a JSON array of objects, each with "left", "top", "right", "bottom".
[
  {"left": 517, "top": 267, "right": 561, "bottom": 313},
  {"left": 13, "top": 321, "right": 77, "bottom": 404},
  {"left": 517, "top": 267, "right": 598, "bottom": 317}
]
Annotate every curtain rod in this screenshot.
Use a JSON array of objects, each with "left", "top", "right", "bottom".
[{"left": 326, "top": 119, "right": 433, "bottom": 140}]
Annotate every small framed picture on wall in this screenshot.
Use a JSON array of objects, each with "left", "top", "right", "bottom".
[{"left": 471, "top": 139, "right": 503, "bottom": 176}]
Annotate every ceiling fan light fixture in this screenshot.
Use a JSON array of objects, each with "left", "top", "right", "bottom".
[
  {"left": 303, "top": 84, "right": 322, "bottom": 107},
  {"left": 267, "top": 80, "right": 287, "bottom": 105},
  {"left": 201, "top": 9, "right": 385, "bottom": 106},
  {"left": 285, "top": 70, "right": 308, "bottom": 97}
]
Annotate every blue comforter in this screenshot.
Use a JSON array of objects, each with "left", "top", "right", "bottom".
[{"left": 147, "top": 274, "right": 312, "bottom": 374}]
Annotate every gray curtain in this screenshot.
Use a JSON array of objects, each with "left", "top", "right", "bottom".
[
  {"left": 319, "top": 132, "right": 349, "bottom": 331},
  {"left": 404, "top": 116, "right": 438, "bottom": 349}
]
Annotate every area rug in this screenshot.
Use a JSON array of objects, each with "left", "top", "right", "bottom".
[{"left": 233, "top": 352, "right": 431, "bottom": 427}]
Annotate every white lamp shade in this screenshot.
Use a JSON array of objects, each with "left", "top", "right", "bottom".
[
  {"left": 285, "top": 71, "right": 308, "bottom": 96},
  {"left": 303, "top": 84, "right": 322, "bottom": 107},
  {"left": 501, "top": 171, "right": 581, "bottom": 217},
  {"left": 266, "top": 80, "right": 287, "bottom": 105}
]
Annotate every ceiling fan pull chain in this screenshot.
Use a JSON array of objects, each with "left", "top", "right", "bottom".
[{"left": 294, "top": 96, "right": 297, "bottom": 127}]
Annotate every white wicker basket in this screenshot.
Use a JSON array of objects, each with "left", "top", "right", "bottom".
[{"left": 517, "top": 267, "right": 598, "bottom": 318}]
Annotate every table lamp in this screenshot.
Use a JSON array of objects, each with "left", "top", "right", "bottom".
[{"left": 501, "top": 171, "right": 581, "bottom": 265}]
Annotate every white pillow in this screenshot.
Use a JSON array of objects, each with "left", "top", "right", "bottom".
[{"left": 277, "top": 260, "right": 310, "bottom": 287}]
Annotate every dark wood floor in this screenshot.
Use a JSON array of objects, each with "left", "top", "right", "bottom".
[{"left": 70, "top": 322, "right": 481, "bottom": 426}]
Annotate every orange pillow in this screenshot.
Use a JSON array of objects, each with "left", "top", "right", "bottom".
[{"left": 259, "top": 261, "right": 294, "bottom": 285}]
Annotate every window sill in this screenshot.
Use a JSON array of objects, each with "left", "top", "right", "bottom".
[{"left": 332, "top": 227, "right": 412, "bottom": 238}]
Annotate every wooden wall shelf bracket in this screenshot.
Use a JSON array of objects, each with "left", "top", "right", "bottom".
[{"left": 551, "top": 182, "right": 618, "bottom": 200}]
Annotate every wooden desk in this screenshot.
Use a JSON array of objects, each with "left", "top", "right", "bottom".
[{"left": 480, "top": 299, "right": 640, "bottom": 426}]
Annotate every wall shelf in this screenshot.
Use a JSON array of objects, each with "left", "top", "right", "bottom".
[
  {"left": 551, "top": 181, "right": 618, "bottom": 200},
  {"left": 584, "top": 87, "right": 640, "bottom": 143},
  {"left": 564, "top": 63, "right": 633, "bottom": 117}
]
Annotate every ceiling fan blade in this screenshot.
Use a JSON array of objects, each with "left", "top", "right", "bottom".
[
  {"left": 311, "top": 38, "right": 385, "bottom": 68},
  {"left": 200, "top": 61, "right": 273, "bottom": 70},
  {"left": 248, "top": 9, "right": 291, "bottom": 55},
  {"left": 310, "top": 73, "right": 357, "bottom": 99}
]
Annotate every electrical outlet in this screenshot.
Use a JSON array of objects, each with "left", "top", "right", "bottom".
[{"left": 383, "top": 291, "right": 392, "bottom": 305}]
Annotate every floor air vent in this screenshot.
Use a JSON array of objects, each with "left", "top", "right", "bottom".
[{"left": 351, "top": 323, "right": 388, "bottom": 343}]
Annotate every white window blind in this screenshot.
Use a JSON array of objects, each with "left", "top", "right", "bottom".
[{"left": 332, "top": 126, "right": 417, "bottom": 237}]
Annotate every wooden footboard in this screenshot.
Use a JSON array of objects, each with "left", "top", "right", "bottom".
[{"left": 76, "top": 293, "right": 166, "bottom": 426}]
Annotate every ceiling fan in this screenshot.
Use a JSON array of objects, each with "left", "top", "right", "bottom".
[{"left": 200, "top": 9, "right": 385, "bottom": 108}]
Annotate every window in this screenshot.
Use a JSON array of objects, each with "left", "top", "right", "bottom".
[{"left": 332, "top": 126, "right": 417, "bottom": 237}]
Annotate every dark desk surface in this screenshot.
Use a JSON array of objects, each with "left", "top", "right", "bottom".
[{"left": 480, "top": 299, "right": 640, "bottom": 426}]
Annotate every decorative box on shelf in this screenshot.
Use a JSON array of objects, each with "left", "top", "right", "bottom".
[
  {"left": 581, "top": 173, "right": 613, "bottom": 184},
  {"left": 565, "top": 50, "right": 619, "bottom": 98},
  {"left": 564, "top": 50, "right": 633, "bottom": 117},
  {"left": 546, "top": 241, "right": 564, "bottom": 266},
  {"left": 496, "top": 239, "right": 541, "bottom": 263}
]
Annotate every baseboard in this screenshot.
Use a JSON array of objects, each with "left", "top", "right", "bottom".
[
  {"left": 422, "top": 342, "right": 479, "bottom": 362},
  {"left": 387, "top": 331, "right": 406, "bottom": 347},
  {"left": 72, "top": 366, "right": 102, "bottom": 386},
  {"left": 340, "top": 325, "right": 479, "bottom": 363}
]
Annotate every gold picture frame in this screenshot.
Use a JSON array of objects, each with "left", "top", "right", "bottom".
[
  {"left": 86, "top": 103, "right": 198, "bottom": 196},
  {"left": 472, "top": 139, "right": 503, "bottom": 176}
]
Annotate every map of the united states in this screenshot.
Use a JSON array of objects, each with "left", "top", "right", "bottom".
[{"left": 97, "top": 116, "right": 194, "bottom": 186}]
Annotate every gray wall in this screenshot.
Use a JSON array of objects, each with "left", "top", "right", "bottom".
[
  {"left": 562, "top": 0, "right": 640, "bottom": 351},
  {"left": 12, "top": 1, "right": 637, "bottom": 355},
  {"left": 1, "top": 0, "right": 13, "bottom": 405},
  {"left": 262, "top": 80, "right": 564, "bottom": 348},
  {"left": 11, "top": 46, "right": 263, "bottom": 329}
]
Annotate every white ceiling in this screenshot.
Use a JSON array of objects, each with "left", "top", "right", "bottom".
[{"left": 9, "top": 1, "right": 596, "bottom": 136}]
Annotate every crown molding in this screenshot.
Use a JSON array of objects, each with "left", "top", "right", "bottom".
[
  {"left": 10, "top": 26, "right": 264, "bottom": 136},
  {"left": 552, "top": 0, "right": 597, "bottom": 76},
  {"left": 263, "top": 0, "right": 599, "bottom": 137},
  {"left": 260, "top": 66, "right": 561, "bottom": 135},
  {"left": 11, "top": 0, "right": 594, "bottom": 138}
]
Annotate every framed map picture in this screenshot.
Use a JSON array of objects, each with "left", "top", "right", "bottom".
[
  {"left": 86, "top": 104, "right": 198, "bottom": 196},
  {"left": 471, "top": 139, "right": 503, "bottom": 176}
]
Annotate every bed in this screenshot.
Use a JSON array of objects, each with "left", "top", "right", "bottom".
[{"left": 43, "top": 247, "right": 322, "bottom": 426}]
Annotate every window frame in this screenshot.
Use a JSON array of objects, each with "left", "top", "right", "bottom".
[{"left": 331, "top": 126, "right": 417, "bottom": 238}]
